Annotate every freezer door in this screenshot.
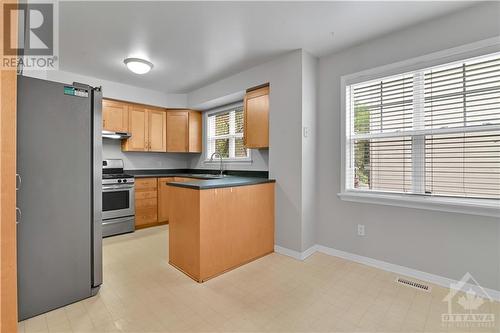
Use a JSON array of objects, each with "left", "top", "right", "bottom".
[
  {"left": 17, "top": 76, "right": 93, "bottom": 320},
  {"left": 92, "top": 87, "right": 103, "bottom": 289}
]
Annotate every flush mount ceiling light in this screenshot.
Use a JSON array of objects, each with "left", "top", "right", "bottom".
[{"left": 123, "top": 57, "right": 153, "bottom": 74}]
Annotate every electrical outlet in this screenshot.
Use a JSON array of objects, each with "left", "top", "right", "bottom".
[{"left": 357, "top": 224, "right": 365, "bottom": 236}]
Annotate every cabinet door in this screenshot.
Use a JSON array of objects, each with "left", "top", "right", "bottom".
[
  {"left": 148, "top": 109, "right": 167, "bottom": 152},
  {"left": 158, "top": 177, "right": 174, "bottom": 223},
  {"left": 188, "top": 111, "right": 202, "bottom": 153},
  {"left": 166, "top": 111, "right": 188, "bottom": 152},
  {"left": 102, "top": 99, "right": 128, "bottom": 132},
  {"left": 123, "top": 106, "right": 148, "bottom": 151},
  {"left": 244, "top": 86, "right": 269, "bottom": 148}
]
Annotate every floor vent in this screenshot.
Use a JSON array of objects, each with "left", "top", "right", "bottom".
[{"left": 396, "top": 277, "right": 431, "bottom": 292}]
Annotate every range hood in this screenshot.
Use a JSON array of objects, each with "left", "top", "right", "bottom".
[{"left": 102, "top": 130, "right": 131, "bottom": 139}]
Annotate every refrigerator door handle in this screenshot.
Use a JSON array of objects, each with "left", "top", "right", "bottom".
[{"left": 16, "top": 207, "right": 21, "bottom": 224}]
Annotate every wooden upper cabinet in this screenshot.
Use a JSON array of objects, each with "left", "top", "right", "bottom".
[
  {"left": 122, "top": 106, "right": 148, "bottom": 151},
  {"left": 107, "top": 99, "right": 200, "bottom": 154},
  {"left": 122, "top": 105, "right": 167, "bottom": 152},
  {"left": 102, "top": 99, "right": 129, "bottom": 132},
  {"left": 188, "top": 111, "right": 202, "bottom": 152},
  {"left": 244, "top": 85, "right": 269, "bottom": 148},
  {"left": 166, "top": 111, "right": 188, "bottom": 152},
  {"left": 148, "top": 109, "right": 167, "bottom": 152},
  {"left": 166, "top": 110, "right": 201, "bottom": 153}
]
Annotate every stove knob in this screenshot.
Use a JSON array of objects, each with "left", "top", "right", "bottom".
[
  {"left": 118, "top": 179, "right": 122, "bottom": 183},
  {"left": 123, "top": 179, "right": 127, "bottom": 183}
]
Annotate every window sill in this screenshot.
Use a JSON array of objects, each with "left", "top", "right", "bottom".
[
  {"left": 337, "top": 191, "right": 500, "bottom": 218},
  {"left": 203, "top": 159, "right": 253, "bottom": 165}
]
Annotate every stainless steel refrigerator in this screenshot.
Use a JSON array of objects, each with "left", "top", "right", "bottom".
[{"left": 17, "top": 76, "right": 103, "bottom": 320}]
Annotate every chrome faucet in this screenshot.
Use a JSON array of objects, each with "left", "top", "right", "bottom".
[{"left": 209, "top": 152, "right": 224, "bottom": 176}]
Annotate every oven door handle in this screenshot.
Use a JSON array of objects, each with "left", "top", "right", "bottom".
[{"left": 102, "top": 185, "right": 134, "bottom": 191}]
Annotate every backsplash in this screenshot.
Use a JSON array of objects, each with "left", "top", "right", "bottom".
[{"left": 102, "top": 139, "right": 190, "bottom": 170}]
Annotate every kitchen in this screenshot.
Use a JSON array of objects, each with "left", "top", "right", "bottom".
[
  {"left": 2, "top": 2, "right": 499, "bottom": 333},
  {"left": 16, "top": 74, "right": 275, "bottom": 319}
]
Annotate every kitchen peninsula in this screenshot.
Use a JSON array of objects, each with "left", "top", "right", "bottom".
[{"left": 167, "top": 176, "right": 275, "bottom": 282}]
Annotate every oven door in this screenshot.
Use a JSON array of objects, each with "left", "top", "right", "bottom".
[{"left": 102, "top": 184, "right": 135, "bottom": 220}]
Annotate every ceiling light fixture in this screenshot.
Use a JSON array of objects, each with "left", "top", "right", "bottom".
[{"left": 123, "top": 57, "right": 153, "bottom": 74}]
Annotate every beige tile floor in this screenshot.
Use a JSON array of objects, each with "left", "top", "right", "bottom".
[{"left": 19, "top": 225, "right": 499, "bottom": 333}]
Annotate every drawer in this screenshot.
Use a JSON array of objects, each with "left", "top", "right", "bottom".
[
  {"left": 135, "top": 191, "right": 157, "bottom": 200},
  {"left": 158, "top": 177, "right": 175, "bottom": 184},
  {"left": 135, "top": 210, "right": 157, "bottom": 225},
  {"left": 135, "top": 198, "right": 157, "bottom": 208},
  {"left": 135, "top": 178, "right": 157, "bottom": 190}
]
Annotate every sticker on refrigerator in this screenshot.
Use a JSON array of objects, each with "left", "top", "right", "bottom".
[{"left": 64, "top": 86, "right": 89, "bottom": 98}]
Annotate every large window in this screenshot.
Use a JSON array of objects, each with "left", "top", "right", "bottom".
[
  {"left": 345, "top": 52, "right": 500, "bottom": 203},
  {"left": 206, "top": 104, "right": 249, "bottom": 161}
]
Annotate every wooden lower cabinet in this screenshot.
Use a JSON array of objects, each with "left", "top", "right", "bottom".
[
  {"left": 169, "top": 183, "right": 275, "bottom": 282},
  {"left": 158, "top": 177, "right": 174, "bottom": 223},
  {"left": 174, "top": 177, "right": 193, "bottom": 182},
  {"left": 135, "top": 178, "right": 158, "bottom": 228},
  {"left": 135, "top": 177, "right": 175, "bottom": 228}
]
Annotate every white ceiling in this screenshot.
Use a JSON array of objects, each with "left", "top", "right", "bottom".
[{"left": 59, "top": 1, "right": 474, "bottom": 93}]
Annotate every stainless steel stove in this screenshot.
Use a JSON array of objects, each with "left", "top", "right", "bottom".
[{"left": 102, "top": 159, "right": 135, "bottom": 237}]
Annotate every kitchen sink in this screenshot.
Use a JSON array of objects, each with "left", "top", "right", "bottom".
[{"left": 190, "top": 174, "right": 229, "bottom": 179}]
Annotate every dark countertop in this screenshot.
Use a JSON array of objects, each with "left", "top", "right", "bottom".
[
  {"left": 125, "top": 169, "right": 274, "bottom": 190},
  {"left": 168, "top": 176, "right": 275, "bottom": 190}
]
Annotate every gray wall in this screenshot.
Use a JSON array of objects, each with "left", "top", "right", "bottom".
[
  {"left": 316, "top": 2, "right": 500, "bottom": 290},
  {"left": 301, "top": 50, "right": 318, "bottom": 251},
  {"left": 188, "top": 50, "right": 305, "bottom": 251}
]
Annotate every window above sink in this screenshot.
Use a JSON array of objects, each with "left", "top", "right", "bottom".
[{"left": 205, "top": 102, "right": 252, "bottom": 163}]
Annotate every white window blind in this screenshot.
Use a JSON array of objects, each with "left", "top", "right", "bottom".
[
  {"left": 206, "top": 105, "right": 249, "bottom": 160},
  {"left": 346, "top": 52, "right": 500, "bottom": 200}
]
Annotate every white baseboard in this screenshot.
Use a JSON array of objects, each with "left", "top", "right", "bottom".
[
  {"left": 274, "top": 244, "right": 500, "bottom": 301},
  {"left": 274, "top": 245, "right": 316, "bottom": 260},
  {"left": 274, "top": 245, "right": 303, "bottom": 260},
  {"left": 301, "top": 245, "right": 317, "bottom": 260}
]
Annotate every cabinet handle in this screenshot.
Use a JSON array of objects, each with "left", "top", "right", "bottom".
[{"left": 16, "top": 173, "right": 21, "bottom": 190}]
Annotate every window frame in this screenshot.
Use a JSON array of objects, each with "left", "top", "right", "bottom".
[
  {"left": 339, "top": 37, "right": 500, "bottom": 218},
  {"left": 204, "top": 101, "right": 252, "bottom": 163}
]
